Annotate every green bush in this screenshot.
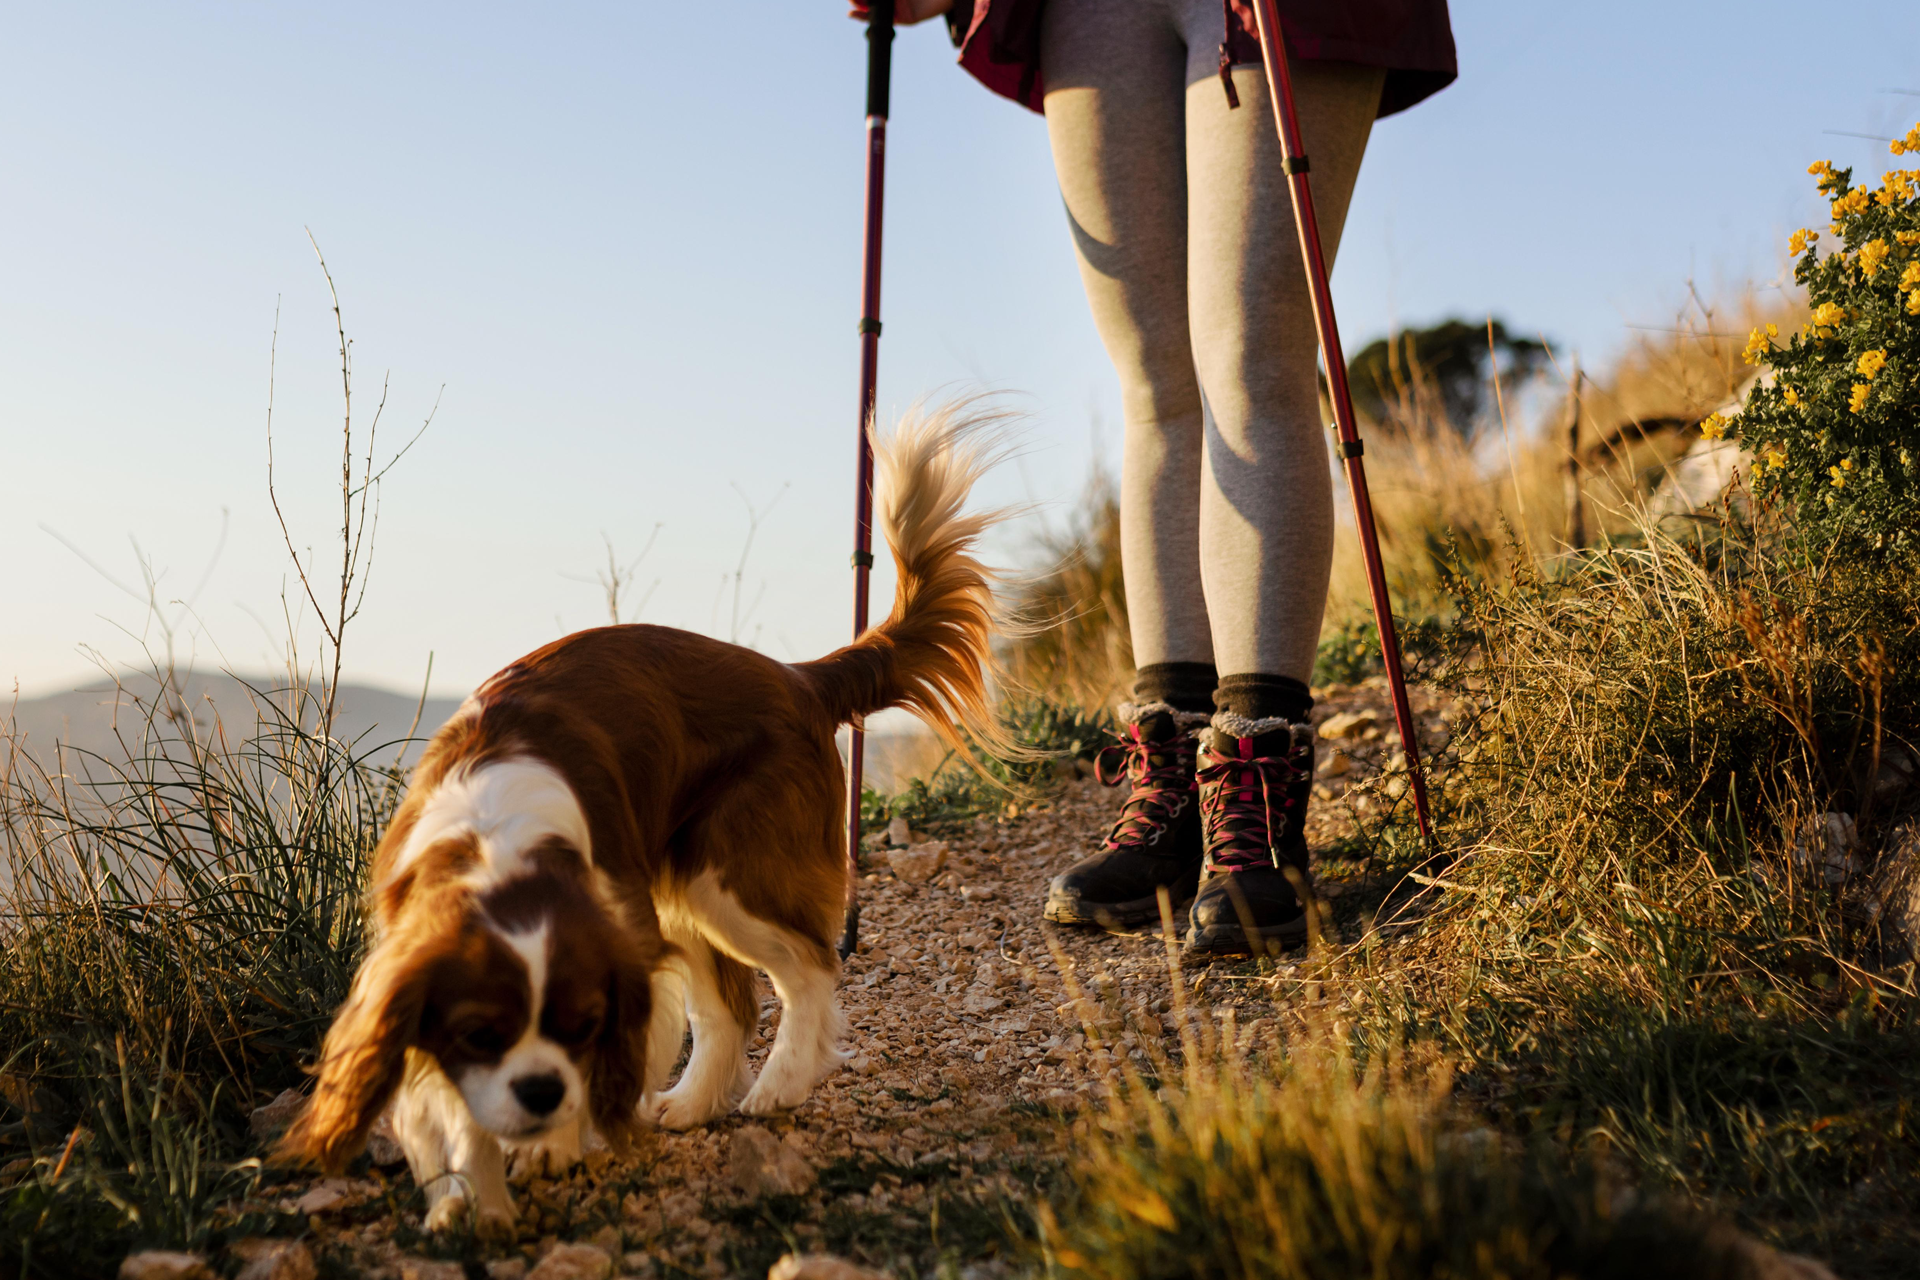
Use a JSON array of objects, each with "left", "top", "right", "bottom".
[
  {"left": 0, "top": 683, "right": 397, "bottom": 1275},
  {"left": 1730, "top": 124, "right": 1920, "bottom": 549}
]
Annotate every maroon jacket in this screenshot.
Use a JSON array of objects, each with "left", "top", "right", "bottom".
[{"left": 948, "top": 0, "right": 1455, "bottom": 119}]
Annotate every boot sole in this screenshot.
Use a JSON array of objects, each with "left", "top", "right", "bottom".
[
  {"left": 1183, "top": 914, "right": 1309, "bottom": 958},
  {"left": 1044, "top": 889, "right": 1196, "bottom": 931}
]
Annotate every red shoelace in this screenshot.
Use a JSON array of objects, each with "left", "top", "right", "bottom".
[
  {"left": 1093, "top": 724, "right": 1198, "bottom": 852},
  {"left": 1196, "top": 734, "right": 1311, "bottom": 871}
]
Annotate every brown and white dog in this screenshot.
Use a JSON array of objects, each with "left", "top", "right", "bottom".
[{"left": 276, "top": 404, "right": 1010, "bottom": 1232}]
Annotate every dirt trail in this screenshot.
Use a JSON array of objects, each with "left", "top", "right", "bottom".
[{"left": 245, "top": 682, "right": 1432, "bottom": 1280}]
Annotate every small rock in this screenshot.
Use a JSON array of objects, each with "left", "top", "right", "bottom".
[
  {"left": 1317, "top": 710, "right": 1377, "bottom": 741},
  {"left": 365, "top": 1114, "right": 407, "bottom": 1167},
  {"left": 886, "top": 816, "right": 912, "bottom": 847},
  {"left": 768, "top": 1255, "right": 890, "bottom": 1280},
  {"left": 961, "top": 994, "right": 1005, "bottom": 1015},
  {"left": 1317, "top": 749, "right": 1353, "bottom": 778},
  {"left": 728, "top": 1126, "right": 817, "bottom": 1198},
  {"left": 292, "top": 1179, "right": 350, "bottom": 1215},
  {"left": 888, "top": 841, "right": 948, "bottom": 884},
  {"left": 528, "top": 1244, "right": 613, "bottom": 1280},
  {"left": 398, "top": 1263, "right": 465, "bottom": 1280},
  {"left": 587, "top": 1225, "right": 623, "bottom": 1257},
  {"left": 623, "top": 1191, "right": 665, "bottom": 1237},
  {"left": 488, "top": 1261, "right": 530, "bottom": 1280},
  {"left": 233, "top": 1240, "right": 316, "bottom": 1280},
  {"left": 959, "top": 885, "right": 996, "bottom": 902},
  {"left": 118, "top": 1254, "right": 213, "bottom": 1280},
  {"left": 247, "top": 1089, "right": 306, "bottom": 1141}
]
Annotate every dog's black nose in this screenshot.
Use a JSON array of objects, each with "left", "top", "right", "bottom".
[{"left": 511, "top": 1073, "right": 566, "bottom": 1116}]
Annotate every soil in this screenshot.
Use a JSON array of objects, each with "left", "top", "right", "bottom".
[{"left": 227, "top": 680, "right": 1445, "bottom": 1280}]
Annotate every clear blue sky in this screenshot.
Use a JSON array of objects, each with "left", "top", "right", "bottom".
[{"left": 5, "top": 3, "right": 1917, "bottom": 700}]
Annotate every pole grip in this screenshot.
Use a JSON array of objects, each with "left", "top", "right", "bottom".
[{"left": 866, "top": 4, "right": 895, "bottom": 120}]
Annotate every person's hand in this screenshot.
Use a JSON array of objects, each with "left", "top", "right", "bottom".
[{"left": 845, "top": 0, "right": 954, "bottom": 25}]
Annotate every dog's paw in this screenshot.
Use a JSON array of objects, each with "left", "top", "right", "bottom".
[
  {"left": 737, "top": 1075, "right": 810, "bottom": 1117},
  {"left": 507, "top": 1131, "right": 582, "bottom": 1183},
  {"left": 424, "top": 1193, "right": 516, "bottom": 1239},
  {"left": 644, "top": 1085, "right": 729, "bottom": 1130}
]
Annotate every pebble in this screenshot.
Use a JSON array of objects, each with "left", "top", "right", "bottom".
[
  {"left": 528, "top": 1244, "right": 613, "bottom": 1280},
  {"left": 233, "top": 1240, "right": 316, "bottom": 1280},
  {"left": 398, "top": 1262, "right": 465, "bottom": 1280},
  {"left": 1317, "top": 710, "right": 1378, "bottom": 740},
  {"left": 291, "top": 1179, "right": 350, "bottom": 1215},
  {"left": 728, "top": 1126, "right": 817, "bottom": 1198},
  {"left": 768, "top": 1255, "right": 891, "bottom": 1280},
  {"left": 247, "top": 1089, "right": 306, "bottom": 1141},
  {"left": 888, "top": 841, "right": 948, "bottom": 883},
  {"left": 119, "top": 1254, "right": 213, "bottom": 1280}
]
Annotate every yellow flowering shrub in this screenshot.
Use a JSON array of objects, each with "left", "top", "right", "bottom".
[{"left": 1737, "top": 132, "right": 1920, "bottom": 548}]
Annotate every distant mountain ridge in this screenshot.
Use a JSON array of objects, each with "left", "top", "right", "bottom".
[
  {"left": 2, "top": 672, "right": 466, "bottom": 768},
  {"left": 4, "top": 670, "right": 934, "bottom": 791}
]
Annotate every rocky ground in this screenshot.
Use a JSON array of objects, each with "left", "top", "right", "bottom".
[{"left": 196, "top": 680, "right": 1438, "bottom": 1280}]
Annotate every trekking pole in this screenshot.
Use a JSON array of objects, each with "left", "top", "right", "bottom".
[
  {"left": 1246, "top": 0, "right": 1434, "bottom": 848},
  {"left": 839, "top": 0, "right": 894, "bottom": 959}
]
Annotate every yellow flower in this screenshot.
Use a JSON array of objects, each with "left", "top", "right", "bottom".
[
  {"left": 1842, "top": 457, "right": 1854, "bottom": 470},
  {"left": 1901, "top": 260, "right": 1920, "bottom": 292},
  {"left": 1849, "top": 383, "right": 1871, "bottom": 414},
  {"left": 1788, "top": 228, "right": 1816, "bottom": 256},
  {"left": 1830, "top": 187, "right": 1871, "bottom": 230},
  {"left": 1878, "top": 169, "right": 1916, "bottom": 206},
  {"left": 1830, "top": 465, "right": 1846, "bottom": 487},
  {"left": 1742, "top": 328, "right": 1770, "bottom": 365},
  {"left": 1858, "top": 348, "right": 1888, "bottom": 380},
  {"left": 1811, "top": 302, "right": 1847, "bottom": 327},
  {"left": 1910, "top": 291, "right": 1920, "bottom": 316},
  {"left": 1782, "top": 386, "right": 1800, "bottom": 406},
  {"left": 1893, "top": 123, "right": 1920, "bottom": 156},
  {"left": 1859, "top": 238, "right": 1892, "bottom": 277},
  {"left": 1810, "top": 159, "right": 1839, "bottom": 189},
  {"left": 1700, "top": 413, "right": 1730, "bottom": 440},
  {"left": 1763, "top": 446, "right": 1788, "bottom": 470},
  {"left": 1899, "top": 230, "right": 1920, "bottom": 247}
]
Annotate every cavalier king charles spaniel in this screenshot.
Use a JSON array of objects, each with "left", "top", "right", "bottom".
[{"left": 276, "top": 404, "right": 1009, "bottom": 1232}]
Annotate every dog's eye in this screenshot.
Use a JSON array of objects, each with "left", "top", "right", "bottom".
[
  {"left": 546, "top": 1013, "right": 600, "bottom": 1047},
  {"left": 456, "top": 1025, "right": 509, "bottom": 1056}
]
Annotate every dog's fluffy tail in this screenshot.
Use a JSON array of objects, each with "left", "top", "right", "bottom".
[{"left": 798, "top": 399, "right": 1016, "bottom": 760}]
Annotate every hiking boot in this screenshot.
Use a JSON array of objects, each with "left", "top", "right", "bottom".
[
  {"left": 1186, "top": 716, "right": 1316, "bottom": 957},
  {"left": 1044, "top": 704, "right": 1208, "bottom": 929}
]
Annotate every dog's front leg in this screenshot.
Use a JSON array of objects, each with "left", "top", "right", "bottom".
[{"left": 391, "top": 1051, "right": 515, "bottom": 1237}]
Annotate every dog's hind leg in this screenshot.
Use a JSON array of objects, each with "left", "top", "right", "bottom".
[
  {"left": 642, "top": 953, "right": 691, "bottom": 1097},
  {"left": 643, "top": 932, "right": 752, "bottom": 1129},
  {"left": 681, "top": 871, "right": 845, "bottom": 1117}
]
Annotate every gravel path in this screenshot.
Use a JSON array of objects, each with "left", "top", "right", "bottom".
[{"left": 233, "top": 681, "right": 1443, "bottom": 1280}]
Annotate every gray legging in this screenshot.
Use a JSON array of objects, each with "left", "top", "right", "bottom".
[{"left": 1041, "top": 0, "right": 1383, "bottom": 685}]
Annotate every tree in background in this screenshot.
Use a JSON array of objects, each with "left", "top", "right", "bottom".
[{"left": 1346, "top": 317, "right": 1549, "bottom": 438}]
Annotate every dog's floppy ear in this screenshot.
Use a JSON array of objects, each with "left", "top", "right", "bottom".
[
  {"left": 276, "top": 937, "right": 429, "bottom": 1173},
  {"left": 588, "top": 928, "right": 673, "bottom": 1155}
]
